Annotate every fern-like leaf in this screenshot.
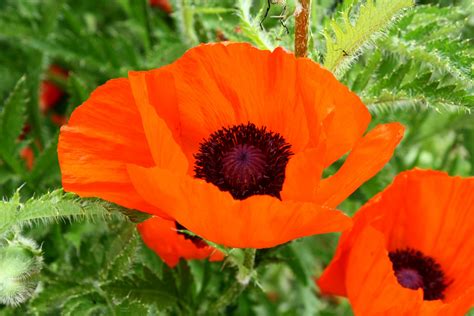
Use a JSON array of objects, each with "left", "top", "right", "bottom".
[
  {"left": 0, "top": 76, "right": 28, "bottom": 176},
  {"left": 0, "top": 190, "right": 126, "bottom": 236},
  {"left": 323, "top": 0, "right": 414, "bottom": 76},
  {"left": 234, "top": 0, "right": 276, "bottom": 50},
  {"left": 348, "top": 5, "right": 474, "bottom": 114}
]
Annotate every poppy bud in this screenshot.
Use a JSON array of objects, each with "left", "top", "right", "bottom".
[{"left": 0, "top": 236, "right": 43, "bottom": 306}]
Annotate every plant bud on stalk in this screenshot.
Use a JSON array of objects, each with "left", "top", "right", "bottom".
[{"left": 0, "top": 236, "right": 43, "bottom": 306}]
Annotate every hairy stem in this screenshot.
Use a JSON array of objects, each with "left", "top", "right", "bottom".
[
  {"left": 209, "top": 248, "right": 256, "bottom": 313},
  {"left": 295, "top": 0, "right": 311, "bottom": 57}
]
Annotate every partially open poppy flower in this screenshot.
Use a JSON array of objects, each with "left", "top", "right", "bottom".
[
  {"left": 58, "top": 42, "right": 404, "bottom": 249},
  {"left": 138, "top": 217, "right": 224, "bottom": 267},
  {"left": 317, "top": 169, "right": 474, "bottom": 315}
]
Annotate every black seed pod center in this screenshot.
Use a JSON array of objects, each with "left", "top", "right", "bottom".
[
  {"left": 194, "top": 123, "right": 293, "bottom": 200},
  {"left": 175, "top": 222, "right": 207, "bottom": 248},
  {"left": 389, "top": 248, "right": 448, "bottom": 301}
]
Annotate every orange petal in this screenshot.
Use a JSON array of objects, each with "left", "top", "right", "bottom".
[
  {"left": 58, "top": 78, "right": 165, "bottom": 217},
  {"left": 281, "top": 146, "right": 325, "bottom": 202},
  {"left": 138, "top": 217, "right": 224, "bottom": 268},
  {"left": 128, "top": 72, "right": 188, "bottom": 173},
  {"left": 419, "top": 287, "right": 474, "bottom": 315},
  {"left": 315, "top": 123, "right": 405, "bottom": 208},
  {"left": 320, "top": 169, "right": 474, "bottom": 315},
  {"left": 296, "top": 58, "right": 371, "bottom": 163},
  {"left": 346, "top": 227, "right": 422, "bottom": 315},
  {"left": 361, "top": 169, "right": 474, "bottom": 305},
  {"left": 400, "top": 170, "right": 474, "bottom": 304},
  {"left": 127, "top": 165, "right": 352, "bottom": 248},
  {"left": 172, "top": 43, "right": 310, "bottom": 153},
  {"left": 317, "top": 199, "right": 379, "bottom": 296}
]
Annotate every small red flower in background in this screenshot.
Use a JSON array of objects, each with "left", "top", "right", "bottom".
[
  {"left": 317, "top": 169, "right": 474, "bottom": 316},
  {"left": 20, "top": 147, "right": 34, "bottom": 170},
  {"left": 40, "top": 65, "right": 68, "bottom": 113},
  {"left": 149, "top": 0, "right": 172, "bottom": 13},
  {"left": 20, "top": 65, "right": 68, "bottom": 169},
  {"left": 138, "top": 217, "right": 224, "bottom": 267},
  {"left": 58, "top": 42, "right": 404, "bottom": 249}
]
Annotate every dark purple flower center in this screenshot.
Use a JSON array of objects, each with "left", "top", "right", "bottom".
[
  {"left": 395, "top": 268, "right": 424, "bottom": 290},
  {"left": 194, "top": 123, "right": 293, "bottom": 200},
  {"left": 389, "top": 248, "right": 448, "bottom": 301}
]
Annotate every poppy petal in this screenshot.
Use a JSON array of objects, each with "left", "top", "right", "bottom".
[
  {"left": 169, "top": 43, "right": 310, "bottom": 153},
  {"left": 315, "top": 123, "right": 405, "bottom": 207},
  {"left": 127, "top": 165, "right": 352, "bottom": 248},
  {"left": 281, "top": 146, "right": 325, "bottom": 202},
  {"left": 319, "top": 169, "right": 474, "bottom": 315},
  {"left": 296, "top": 58, "right": 371, "bottom": 164},
  {"left": 58, "top": 78, "right": 166, "bottom": 216},
  {"left": 346, "top": 227, "right": 422, "bottom": 315},
  {"left": 138, "top": 217, "right": 224, "bottom": 268},
  {"left": 128, "top": 72, "right": 188, "bottom": 173},
  {"left": 360, "top": 169, "right": 474, "bottom": 305}
]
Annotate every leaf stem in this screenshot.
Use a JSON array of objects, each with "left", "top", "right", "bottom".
[
  {"left": 209, "top": 248, "right": 256, "bottom": 314},
  {"left": 295, "top": 0, "right": 311, "bottom": 57}
]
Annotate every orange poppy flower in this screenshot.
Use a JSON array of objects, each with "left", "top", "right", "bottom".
[
  {"left": 317, "top": 169, "right": 474, "bottom": 315},
  {"left": 58, "top": 42, "right": 404, "bottom": 248},
  {"left": 138, "top": 217, "right": 224, "bottom": 267}
]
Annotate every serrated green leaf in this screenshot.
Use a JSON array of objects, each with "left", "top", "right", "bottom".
[
  {"left": 137, "top": 241, "right": 164, "bottom": 279},
  {"left": 0, "top": 76, "right": 28, "bottom": 175},
  {"left": 61, "top": 293, "right": 105, "bottom": 316},
  {"left": 348, "top": 5, "right": 474, "bottom": 115},
  {"left": 0, "top": 189, "right": 126, "bottom": 236},
  {"left": 101, "top": 224, "right": 139, "bottom": 280},
  {"left": 323, "top": 0, "right": 414, "bottom": 76},
  {"left": 29, "top": 282, "right": 97, "bottom": 315},
  {"left": 102, "top": 268, "right": 178, "bottom": 309},
  {"left": 234, "top": 0, "right": 276, "bottom": 50}
]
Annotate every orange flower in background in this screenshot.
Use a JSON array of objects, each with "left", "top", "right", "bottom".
[
  {"left": 138, "top": 217, "right": 224, "bottom": 267},
  {"left": 40, "top": 65, "right": 68, "bottom": 113},
  {"left": 58, "top": 42, "right": 404, "bottom": 249},
  {"left": 317, "top": 169, "right": 474, "bottom": 315},
  {"left": 20, "top": 147, "right": 34, "bottom": 170},
  {"left": 149, "top": 0, "right": 172, "bottom": 13}
]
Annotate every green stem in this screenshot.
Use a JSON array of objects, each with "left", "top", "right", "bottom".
[{"left": 209, "top": 248, "right": 256, "bottom": 314}]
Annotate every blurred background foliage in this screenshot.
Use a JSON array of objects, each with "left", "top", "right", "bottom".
[{"left": 0, "top": 0, "right": 472, "bottom": 315}]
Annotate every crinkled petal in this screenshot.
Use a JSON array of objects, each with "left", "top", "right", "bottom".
[
  {"left": 346, "top": 227, "right": 422, "bottom": 316},
  {"left": 138, "top": 217, "right": 224, "bottom": 268},
  {"left": 315, "top": 123, "right": 405, "bottom": 208},
  {"left": 281, "top": 146, "right": 325, "bottom": 202},
  {"left": 58, "top": 78, "right": 166, "bottom": 216},
  {"left": 128, "top": 71, "right": 188, "bottom": 173},
  {"left": 296, "top": 58, "right": 371, "bottom": 164},
  {"left": 127, "top": 165, "right": 352, "bottom": 248}
]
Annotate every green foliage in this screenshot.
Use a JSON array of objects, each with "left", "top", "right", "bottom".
[
  {"left": 0, "top": 190, "right": 126, "bottom": 236},
  {"left": 0, "top": 77, "right": 28, "bottom": 177},
  {"left": 0, "top": 0, "right": 472, "bottom": 315},
  {"left": 348, "top": 4, "right": 474, "bottom": 114},
  {"left": 234, "top": 0, "right": 277, "bottom": 50},
  {"left": 21, "top": 220, "right": 181, "bottom": 315},
  {"left": 323, "top": 0, "right": 415, "bottom": 76}
]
